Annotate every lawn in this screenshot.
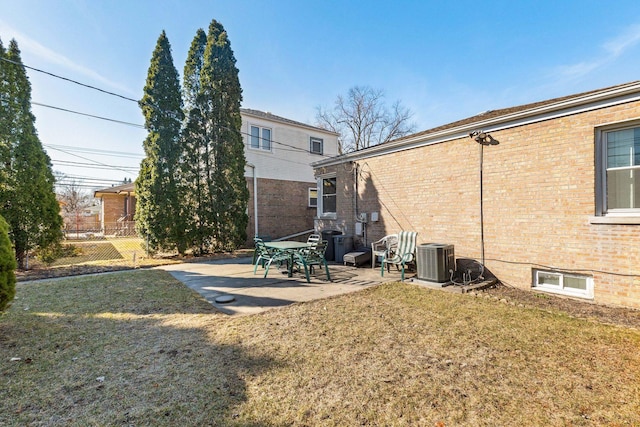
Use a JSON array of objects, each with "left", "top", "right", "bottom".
[{"left": 1, "top": 270, "right": 639, "bottom": 426}]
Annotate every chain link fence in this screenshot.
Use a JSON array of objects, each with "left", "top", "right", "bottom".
[
  {"left": 20, "top": 221, "right": 254, "bottom": 280},
  {"left": 27, "top": 221, "right": 170, "bottom": 273}
]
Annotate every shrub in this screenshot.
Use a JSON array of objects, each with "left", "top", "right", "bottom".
[
  {"left": 37, "top": 243, "right": 81, "bottom": 265},
  {"left": 0, "top": 214, "right": 17, "bottom": 312}
]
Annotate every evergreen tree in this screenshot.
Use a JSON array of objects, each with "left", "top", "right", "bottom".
[
  {"left": 181, "top": 29, "right": 209, "bottom": 253},
  {"left": 199, "top": 20, "right": 248, "bottom": 251},
  {"left": 0, "top": 40, "right": 9, "bottom": 200},
  {"left": 136, "top": 31, "right": 186, "bottom": 253},
  {"left": 0, "top": 39, "right": 62, "bottom": 269},
  {"left": 0, "top": 214, "right": 16, "bottom": 312}
]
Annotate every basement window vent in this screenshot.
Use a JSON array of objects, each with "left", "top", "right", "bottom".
[{"left": 533, "top": 270, "right": 594, "bottom": 299}]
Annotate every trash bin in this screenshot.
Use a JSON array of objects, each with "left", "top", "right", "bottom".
[
  {"left": 333, "top": 235, "right": 353, "bottom": 264},
  {"left": 321, "top": 230, "right": 342, "bottom": 261}
]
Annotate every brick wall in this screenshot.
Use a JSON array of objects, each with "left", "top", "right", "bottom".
[
  {"left": 320, "top": 101, "right": 640, "bottom": 308},
  {"left": 100, "top": 194, "right": 136, "bottom": 235},
  {"left": 246, "top": 177, "right": 315, "bottom": 243}
]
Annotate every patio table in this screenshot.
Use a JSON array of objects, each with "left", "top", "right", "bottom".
[{"left": 264, "top": 241, "right": 311, "bottom": 277}]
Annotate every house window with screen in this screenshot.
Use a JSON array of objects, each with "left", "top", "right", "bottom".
[
  {"left": 317, "top": 175, "right": 336, "bottom": 217},
  {"left": 598, "top": 125, "right": 640, "bottom": 214},
  {"left": 250, "top": 125, "right": 272, "bottom": 151},
  {"left": 308, "top": 188, "right": 318, "bottom": 208},
  {"left": 310, "top": 137, "right": 323, "bottom": 155}
]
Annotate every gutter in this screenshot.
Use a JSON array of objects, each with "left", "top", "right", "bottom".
[
  {"left": 312, "top": 81, "right": 640, "bottom": 168},
  {"left": 246, "top": 162, "right": 259, "bottom": 237}
]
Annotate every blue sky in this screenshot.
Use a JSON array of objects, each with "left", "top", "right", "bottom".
[{"left": 2, "top": 0, "right": 640, "bottom": 189}]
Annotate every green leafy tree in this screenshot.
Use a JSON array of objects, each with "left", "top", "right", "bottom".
[
  {"left": 0, "top": 214, "right": 16, "bottom": 312},
  {"left": 136, "top": 31, "right": 186, "bottom": 254},
  {"left": 199, "top": 20, "right": 248, "bottom": 251},
  {"left": 181, "top": 21, "right": 248, "bottom": 253},
  {"left": 181, "top": 29, "right": 209, "bottom": 253},
  {"left": 0, "top": 38, "right": 63, "bottom": 269}
]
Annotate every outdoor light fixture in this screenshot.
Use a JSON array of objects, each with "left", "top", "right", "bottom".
[{"left": 469, "top": 130, "right": 493, "bottom": 144}]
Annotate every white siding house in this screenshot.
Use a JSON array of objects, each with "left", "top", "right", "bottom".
[{"left": 241, "top": 108, "right": 339, "bottom": 242}]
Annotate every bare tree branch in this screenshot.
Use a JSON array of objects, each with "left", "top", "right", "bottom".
[{"left": 315, "top": 85, "right": 416, "bottom": 154}]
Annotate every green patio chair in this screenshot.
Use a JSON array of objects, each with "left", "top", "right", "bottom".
[
  {"left": 294, "top": 240, "right": 331, "bottom": 283},
  {"left": 381, "top": 231, "right": 418, "bottom": 281},
  {"left": 253, "top": 238, "right": 287, "bottom": 277}
]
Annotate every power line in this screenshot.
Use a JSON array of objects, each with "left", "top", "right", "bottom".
[
  {"left": 44, "top": 144, "right": 144, "bottom": 158},
  {"left": 52, "top": 159, "right": 138, "bottom": 171},
  {"left": 33, "top": 102, "right": 145, "bottom": 129},
  {"left": 11, "top": 58, "right": 335, "bottom": 166},
  {"left": 55, "top": 174, "right": 126, "bottom": 184},
  {"left": 0, "top": 56, "right": 138, "bottom": 103},
  {"left": 47, "top": 145, "right": 138, "bottom": 176},
  {"left": 12, "top": 56, "right": 334, "bottom": 158}
]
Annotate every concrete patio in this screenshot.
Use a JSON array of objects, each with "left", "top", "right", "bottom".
[{"left": 157, "top": 256, "right": 411, "bottom": 316}]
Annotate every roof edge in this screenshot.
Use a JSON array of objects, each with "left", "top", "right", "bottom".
[
  {"left": 313, "top": 80, "right": 640, "bottom": 168},
  {"left": 241, "top": 108, "right": 339, "bottom": 136}
]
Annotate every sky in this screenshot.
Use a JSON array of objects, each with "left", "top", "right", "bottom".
[{"left": 2, "top": 0, "right": 640, "bottom": 191}]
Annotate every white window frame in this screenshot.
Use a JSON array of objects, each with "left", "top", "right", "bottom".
[
  {"left": 308, "top": 188, "right": 318, "bottom": 208},
  {"left": 533, "top": 269, "right": 594, "bottom": 299},
  {"left": 310, "top": 137, "right": 324, "bottom": 155},
  {"left": 249, "top": 125, "right": 272, "bottom": 152},
  {"left": 317, "top": 174, "right": 337, "bottom": 219},
  {"left": 595, "top": 120, "right": 640, "bottom": 217}
]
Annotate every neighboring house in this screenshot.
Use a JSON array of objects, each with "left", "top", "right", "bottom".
[
  {"left": 58, "top": 199, "right": 100, "bottom": 236},
  {"left": 241, "top": 108, "right": 339, "bottom": 242},
  {"left": 93, "top": 109, "right": 339, "bottom": 242},
  {"left": 312, "top": 81, "right": 640, "bottom": 308},
  {"left": 94, "top": 182, "right": 136, "bottom": 236}
]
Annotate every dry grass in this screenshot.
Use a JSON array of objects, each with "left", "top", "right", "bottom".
[{"left": 1, "top": 271, "right": 639, "bottom": 426}]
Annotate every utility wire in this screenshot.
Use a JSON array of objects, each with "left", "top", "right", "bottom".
[
  {"left": 33, "top": 102, "right": 145, "bottom": 129},
  {"left": 8, "top": 57, "right": 334, "bottom": 158},
  {"left": 47, "top": 145, "right": 137, "bottom": 176},
  {"left": 11, "top": 58, "right": 335, "bottom": 172},
  {"left": 44, "top": 143, "right": 144, "bottom": 159},
  {"left": 52, "top": 159, "right": 138, "bottom": 171},
  {"left": 0, "top": 56, "right": 138, "bottom": 103}
]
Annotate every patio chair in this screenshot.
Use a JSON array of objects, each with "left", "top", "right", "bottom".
[
  {"left": 294, "top": 240, "right": 331, "bottom": 283},
  {"left": 307, "top": 233, "right": 321, "bottom": 245},
  {"left": 253, "top": 238, "right": 288, "bottom": 277},
  {"left": 371, "top": 234, "right": 398, "bottom": 269},
  {"left": 381, "top": 231, "right": 418, "bottom": 281}
]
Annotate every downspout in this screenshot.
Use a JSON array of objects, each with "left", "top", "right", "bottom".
[{"left": 246, "top": 162, "right": 259, "bottom": 237}]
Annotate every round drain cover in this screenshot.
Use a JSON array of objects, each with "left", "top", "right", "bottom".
[{"left": 215, "top": 295, "right": 235, "bottom": 304}]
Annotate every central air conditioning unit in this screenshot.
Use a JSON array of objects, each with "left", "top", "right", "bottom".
[{"left": 417, "top": 243, "right": 455, "bottom": 283}]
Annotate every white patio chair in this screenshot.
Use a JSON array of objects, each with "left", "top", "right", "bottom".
[
  {"left": 381, "top": 231, "right": 418, "bottom": 281},
  {"left": 371, "top": 234, "right": 398, "bottom": 269}
]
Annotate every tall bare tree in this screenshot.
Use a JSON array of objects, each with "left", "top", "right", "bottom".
[
  {"left": 57, "top": 180, "right": 93, "bottom": 237},
  {"left": 316, "top": 86, "right": 416, "bottom": 154}
]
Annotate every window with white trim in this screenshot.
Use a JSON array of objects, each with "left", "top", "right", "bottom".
[
  {"left": 317, "top": 175, "right": 336, "bottom": 218},
  {"left": 533, "top": 270, "right": 594, "bottom": 299},
  {"left": 597, "top": 124, "right": 640, "bottom": 215},
  {"left": 308, "top": 188, "right": 318, "bottom": 207},
  {"left": 310, "top": 137, "right": 323, "bottom": 155},
  {"left": 250, "top": 125, "right": 272, "bottom": 151}
]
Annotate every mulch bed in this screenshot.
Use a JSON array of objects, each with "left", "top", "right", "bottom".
[{"left": 482, "top": 284, "right": 640, "bottom": 329}]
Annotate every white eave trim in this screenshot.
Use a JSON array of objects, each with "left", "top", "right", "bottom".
[
  {"left": 241, "top": 110, "right": 339, "bottom": 137},
  {"left": 312, "top": 82, "right": 640, "bottom": 168}
]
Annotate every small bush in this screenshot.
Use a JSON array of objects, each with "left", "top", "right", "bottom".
[
  {"left": 37, "top": 243, "right": 82, "bottom": 265},
  {"left": 0, "top": 214, "right": 17, "bottom": 312}
]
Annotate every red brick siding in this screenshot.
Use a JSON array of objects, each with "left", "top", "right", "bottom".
[{"left": 246, "top": 177, "right": 315, "bottom": 243}]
